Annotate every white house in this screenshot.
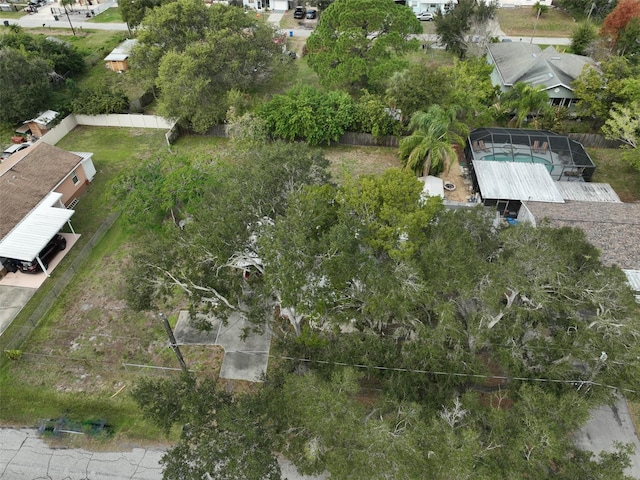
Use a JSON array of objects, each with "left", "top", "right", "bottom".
[{"left": 407, "top": 0, "right": 457, "bottom": 15}]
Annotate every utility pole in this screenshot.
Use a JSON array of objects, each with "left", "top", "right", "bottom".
[{"left": 159, "top": 312, "right": 189, "bottom": 374}]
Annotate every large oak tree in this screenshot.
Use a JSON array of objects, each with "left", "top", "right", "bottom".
[{"left": 306, "top": 0, "right": 421, "bottom": 92}]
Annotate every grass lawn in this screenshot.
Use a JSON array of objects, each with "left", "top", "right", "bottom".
[
  {"left": 588, "top": 148, "right": 640, "bottom": 202},
  {"left": 0, "top": 10, "right": 27, "bottom": 18},
  {"left": 496, "top": 7, "right": 577, "bottom": 37},
  {"left": 86, "top": 7, "right": 122, "bottom": 23},
  {"left": 1, "top": 129, "right": 399, "bottom": 444},
  {"left": 0, "top": 127, "right": 185, "bottom": 443}
]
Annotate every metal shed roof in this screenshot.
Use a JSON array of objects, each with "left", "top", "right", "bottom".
[
  {"left": 624, "top": 270, "right": 640, "bottom": 303},
  {"left": 0, "top": 192, "right": 74, "bottom": 261},
  {"left": 554, "top": 181, "right": 621, "bottom": 203},
  {"left": 474, "top": 160, "right": 564, "bottom": 203},
  {"left": 104, "top": 39, "right": 138, "bottom": 62}
]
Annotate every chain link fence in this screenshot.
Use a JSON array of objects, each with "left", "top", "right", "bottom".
[{"left": 0, "top": 212, "right": 120, "bottom": 364}]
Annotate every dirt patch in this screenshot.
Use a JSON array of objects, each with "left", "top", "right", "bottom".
[
  {"left": 441, "top": 159, "right": 472, "bottom": 202},
  {"left": 323, "top": 145, "right": 400, "bottom": 183}
]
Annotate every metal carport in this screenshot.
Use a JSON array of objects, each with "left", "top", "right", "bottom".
[{"left": 0, "top": 192, "right": 76, "bottom": 277}]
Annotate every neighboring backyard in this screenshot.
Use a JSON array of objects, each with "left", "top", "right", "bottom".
[{"left": 496, "top": 6, "right": 578, "bottom": 37}]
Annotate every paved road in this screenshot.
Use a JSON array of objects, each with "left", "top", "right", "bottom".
[
  {"left": 0, "top": 428, "right": 327, "bottom": 480},
  {"left": 2, "top": 7, "right": 570, "bottom": 45}
]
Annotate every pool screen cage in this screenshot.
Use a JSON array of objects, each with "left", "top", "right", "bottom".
[{"left": 465, "top": 127, "right": 596, "bottom": 181}]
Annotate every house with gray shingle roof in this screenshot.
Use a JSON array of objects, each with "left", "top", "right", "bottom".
[{"left": 486, "top": 43, "right": 598, "bottom": 109}]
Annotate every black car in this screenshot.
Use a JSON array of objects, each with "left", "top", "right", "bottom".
[
  {"left": 305, "top": 9, "right": 317, "bottom": 19},
  {"left": 12, "top": 234, "right": 67, "bottom": 274},
  {"left": 293, "top": 6, "right": 306, "bottom": 19}
]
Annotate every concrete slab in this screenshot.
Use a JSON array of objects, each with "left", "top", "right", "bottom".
[
  {"left": 174, "top": 310, "right": 271, "bottom": 382},
  {"left": 0, "top": 286, "right": 36, "bottom": 336},
  {"left": 574, "top": 395, "right": 640, "bottom": 479}
]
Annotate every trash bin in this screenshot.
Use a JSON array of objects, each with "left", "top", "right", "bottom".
[
  {"left": 289, "top": 30, "right": 293, "bottom": 37},
  {"left": 3, "top": 20, "right": 9, "bottom": 27}
]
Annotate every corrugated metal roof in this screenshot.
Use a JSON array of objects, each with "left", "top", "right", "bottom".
[
  {"left": 474, "top": 161, "right": 564, "bottom": 203},
  {"left": 555, "top": 181, "right": 621, "bottom": 203},
  {"left": 104, "top": 39, "right": 138, "bottom": 62},
  {"left": 25, "top": 110, "right": 59, "bottom": 126},
  {"left": 623, "top": 270, "right": 640, "bottom": 294},
  {"left": 0, "top": 192, "right": 74, "bottom": 261}
]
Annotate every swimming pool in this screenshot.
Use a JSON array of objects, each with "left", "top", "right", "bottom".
[{"left": 483, "top": 153, "right": 552, "bottom": 172}]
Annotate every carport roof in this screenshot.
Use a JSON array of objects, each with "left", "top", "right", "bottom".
[{"left": 0, "top": 192, "right": 74, "bottom": 261}]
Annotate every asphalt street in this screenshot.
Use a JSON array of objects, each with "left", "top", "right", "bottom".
[
  {"left": 1, "top": 7, "right": 571, "bottom": 45},
  {"left": 0, "top": 428, "right": 328, "bottom": 479}
]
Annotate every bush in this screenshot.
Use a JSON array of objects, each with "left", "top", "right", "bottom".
[
  {"left": 258, "top": 85, "right": 354, "bottom": 145},
  {"left": 71, "top": 84, "right": 129, "bottom": 115}
]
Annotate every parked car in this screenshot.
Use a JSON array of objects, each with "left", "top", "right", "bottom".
[
  {"left": 1, "top": 142, "right": 32, "bottom": 160},
  {"left": 293, "top": 6, "right": 306, "bottom": 19},
  {"left": 305, "top": 9, "right": 316, "bottom": 19},
  {"left": 12, "top": 234, "right": 67, "bottom": 274},
  {"left": 416, "top": 12, "right": 434, "bottom": 21}
]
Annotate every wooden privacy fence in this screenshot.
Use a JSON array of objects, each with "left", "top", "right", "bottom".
[
  {"left": 567, "top": 133, "right": 623, "bottom": 149},
  {"left": 201, "top": 125, "right": 400, "bottom": 148}
]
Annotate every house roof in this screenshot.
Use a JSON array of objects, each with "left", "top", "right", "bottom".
[
  {"left": 474, "top": 160, "right": 564, "bottom": 203},
  {"left": 104, "top": 39, "right": 138, "bottom": 62},
  {"left": 25, "top": 110, "right": 59, "bottom": 127},
  {"left": 554, "top": 181, "right": 621, "bottom": 203},
  {"left": 0, "top": 142, "right": 82, "bottom": 239},
  {"left": 487, "top": 43, "right": 597, "bottom": 92},
  {"left": 523, "top": 200, "right": 640, "bottom": 270},
  {"left": 0, "top": 192, "right": 74, "bottom": 261}
]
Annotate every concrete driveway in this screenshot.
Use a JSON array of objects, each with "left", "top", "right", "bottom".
[
  {"left": 173, "top": 310, "right": 271, "bottom": 382},
  {"left": 0, "top": 286, "right": 36, "bottom": 336}
]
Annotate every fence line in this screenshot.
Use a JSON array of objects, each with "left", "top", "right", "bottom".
[
  {"left": 0, "top": 212, "right": 121, "bottom": 362},
  {"left": 567, "top": 133, "right": 623, "bottom": 149},
  {"left": 40, "top": 114, "right": 176, "bottom": 147},
  {"left": 200, "top": 125, "right": 400, "bottom": 148}
]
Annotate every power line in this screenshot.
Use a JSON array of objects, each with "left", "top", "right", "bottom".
[{"left": 248, "top": 351, "right": 640, "bottom": 395}]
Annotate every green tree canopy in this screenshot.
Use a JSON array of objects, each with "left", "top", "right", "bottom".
[
  {"left": 306, "top": 0, "right": 421, "bottom": 92},
  {"left": 386, "top": 59, "right": 497, "bottom": 125},
  {"left": 0, "top": 29, "right": 85, "bottom": 77},
  {"left": 571, "top": 21, "right": 598, "bottom": 55},
  {"left": 573, "top": 56, "right": 640, "bottom": 128},
  {"left": 130, "top": 0, "right": 283, "bottom": 132},
  {"left": 258, "top": 85, "right": 355, "bottom": 145},
  {"left": 0, "top": 47, "right": 51, "bottom": 124},
  {"left": 434, "top": 0, "right": 497, "bottom": 59},
  {"left": 119, "top": 0, "right": 165, "bottom": 30},
  {"left": 499, "top": 81, "right": 551, "bottom": 128},
  {"left": 132, "top": 374, "right": 281, "bottom": 480}
]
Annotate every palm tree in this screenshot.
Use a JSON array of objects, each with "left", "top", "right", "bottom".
[
  {"left": 399, "top": 105, "right": 468, "bottom": 177},
  {"left": 499, "top": 82, "right": 551, "bottom": 128}
]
